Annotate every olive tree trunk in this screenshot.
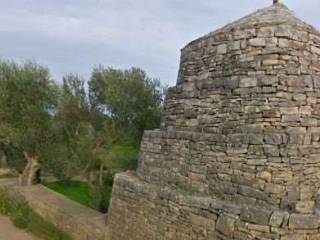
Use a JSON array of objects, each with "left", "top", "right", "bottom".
[
  {"left": 19, "top": 152, "right": 40, "bottom": 186},
  {"left": 0, "top": 149, "right": 8, "bottom": 169}
]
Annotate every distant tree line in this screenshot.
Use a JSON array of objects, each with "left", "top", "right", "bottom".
[{"left": 0, "top": 60, "right": 166, "bottom": 211}]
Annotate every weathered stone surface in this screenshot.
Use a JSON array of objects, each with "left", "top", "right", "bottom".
[
  {"left": 249, "top": 38, "right": 266, "bottom": 47},
  {"left": 289, "top": 214, "right": 320, "bottom": 229},
  {"left": 217, "top": 44, "right": 227, "bottom": 54},
  {"left": 269, "top": 211, "right": 288, "bottom": 227},
  {"left": 265, "top": 134, "right": 283, "bottom": 145},
  {"left": 216, "top": 214, "right": 236, "bottom": 237},
  {"left": 309, "top": 234, "right": 320, "bottom": 240},
  {"left": 281, "top": 234, "right": 307, "bottom": 240},
  {"left": 257, "top": 171, "right": 272, "bottom": 182},
  {"left": 239, "top": 77, "right": 257, "bottom": 88},
  {"left": 300, "top": 186, "right": 313, "bottom": 201},
  {"left": 295, "top": 201, "right": 315, "bottom": 214},
  {"left": 240, "top": 206, "right": 272, "bottom": 225}
]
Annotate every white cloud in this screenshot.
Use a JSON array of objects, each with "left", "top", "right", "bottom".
[{"left": 0, "top": 0, "right": 319, "bottom": 86}]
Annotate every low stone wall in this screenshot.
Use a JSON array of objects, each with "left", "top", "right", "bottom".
[
  {"left": 0, "top": 179, "right": 109, "bottom": 240},
  {"left": 108, "top": 172, "right": 320, "bottom": 240},
  {"left": 0, "top": 168, "right": 15, "bottom": 178}
]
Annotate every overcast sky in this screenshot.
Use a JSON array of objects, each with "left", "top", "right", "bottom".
[{"left": 0, "top": 0, "right": 319, "bottom": 86}]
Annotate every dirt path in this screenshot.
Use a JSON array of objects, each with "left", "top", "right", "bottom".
[{"left": 0, "top": 215, "right": 37, "bottom": 240}]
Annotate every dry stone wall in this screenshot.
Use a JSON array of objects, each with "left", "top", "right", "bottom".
[
  {"left": 0, "top": 180, "right": 109, "bottom": 240},
  {"left": 107, "top": 3, "right": 320, "bottom": 239},
  {"left": 108, "top": 173, "right": 320, "bottom": 240}
]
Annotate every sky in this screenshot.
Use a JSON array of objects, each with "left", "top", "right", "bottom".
[{"left": 0, "top": 0, "right": 319, "bottom": 86}]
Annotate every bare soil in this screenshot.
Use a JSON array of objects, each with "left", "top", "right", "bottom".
[{"left": 0, "top": 215, "right": 36, "bottom": 240}]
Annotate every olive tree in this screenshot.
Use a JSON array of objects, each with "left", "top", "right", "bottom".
[
  {"left": 89, "top": 67, "right": 165, "bottom": 142},
  {"left": 0, "top": 60, "right": 59, "bottom": 185}
]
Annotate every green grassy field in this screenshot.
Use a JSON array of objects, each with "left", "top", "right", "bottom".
[
  {"left": 44, "top": 181, "right": 95, "bottom": 209},
  {"left": 44, "top": 181, "right": 112, "bottom": 212}
]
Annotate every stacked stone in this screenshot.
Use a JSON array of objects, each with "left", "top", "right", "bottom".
[{"left": 107, "top": 3, "right": 320, "bottom": 239}]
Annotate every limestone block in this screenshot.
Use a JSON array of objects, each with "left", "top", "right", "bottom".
[
  {"left": 264, "top": 145, "right": 280, "bottom": 157},
  {"left": 269, "top": 211, "right": 289, "bottom": 227},
  {"left": 248, "top": 134, "right": 264, "bottom": 144},
  {"left": 301, "top": 118, "right": 318, "bottom": 127},
  {"left": 275, "top": 26, "right": 308, "bottom": 42},
  {"left": 281, "top": 234, "right": 307, "bottom": 240},
  {"left": 263, "top": 110, "right": 280, "bottom": 118},
  {"left": 293, "top": 94, "right": 306, "bottom": 102},
  {"left": 289, "top": 214, "right": 320, "bottom": 229},
  {"left": 249, "top": 38, "right": 266, "bottom": 47},
  {"left": 239, "top": 77, "right": 257, "bottom": 87},
  {"left": 260, "top": 76, "right": 278, "bottom": 86},
  {"left": 278, "top": 39, "right": 290, "bottom": 48},
  {"left": 217, "top": 44, "right": 227, "bottom": 54},
  {"left": 215, "top": 214, "right": 236, "bottom": 237},
  {"left": 186, "top": 119, "right": 198, "bottom": 127},
  {"left": 240, "top": 206, "right": 272, "bottom": 225},
  {"left": 247, "top": 223, "right": 270, "bottom": 233},
  {"left": 247, "top": 158, "right": 267, "bottom": 166},
  {"left": 265, "top": 183, "right": 285, "bottom": 194},
  {"left": 258, "top": 27, "right": 275, "bottom": 38},
  {"left": 300, "top": 186, "right": 313, "bottom": 201},
  {"left": 263, "top": 59, "right": 282, "bottom": 66},
  {"left": 281, "top": 114, "right": 300, "bottom": 122},
  {"left": 279, "top": 107, "right": 299, "bottom": 114},
  {"left": 288, "top": 133, "right": 305, "bottom": 144},
  {"left": 309, "top": 234, "right": 320, "bottom": 240},
  {"left": 264, "top": 134, "right": 283, "bottom": 145},
  {"left": 247, "top": 145, "right": 264, "bottom": 156},
  {"left": 257, "top": 171, "right": 272, "bottom": 182},
  {"left": 295, "top": 201, "right": 315, "bottom": 214},
  {"left": 232, "top": 41, "right": 241, "bottom": 50},
  {"left": 238, "top": 185, "right": 269, "bottom": 200},
  {"left": 299, "top": 106, "right": 312, "bottom": 115},
  {"left": 311, "top": 46, "right": 320, "bottom": 55}
]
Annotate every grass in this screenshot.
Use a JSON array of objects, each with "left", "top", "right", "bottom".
[
  {"left": 104, "top": 144, "right": 139, "bottom": 171},
  {"left": 43, "top": 144, "right": 138, "bottom": 212},
  {"left": 0, "top": 192, "right": 72, "bottom": 240},
  {"left": 43, "top": 181, "right": 113, "bottom": 213},
  {"left": 99, "top": 185, "right": 113, "bottom": 213},
  {"left": 44, "top": 181, "right": 96, "bottom": 209}
]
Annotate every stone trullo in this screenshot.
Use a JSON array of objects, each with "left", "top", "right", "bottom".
[{"left": 106, "top": 2, "right": 320, "bottom": 239}]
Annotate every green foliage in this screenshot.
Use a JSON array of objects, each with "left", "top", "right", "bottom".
[
  {"left": 45, "top": 74, "right": 94, "bottom": 181},
  {"left": 13, "top": 204, "right": 30, "bottom": 229},
  {"left": 104, "top": 144, "right": 139, "bottom": 174},
  {"left": 0, "top": 60, "right": 59, "bottom": 167},
  {"left": 89, "top": 67, "right": 166, "bottom": 142},
  {"left": 0, "top": 60, "right": 165, "bottom": 214},
  {"left": 0, "top": 195, "right": 13, "bottom": 215},
  {"left": 95, "top": 185, "right": 112, "bottom": 213},
  {"left": 0, "top": 192, "right": 71, "bottom": 240},
  {"left": 5, "top": 144, "right": 24, "bottom": 172}
]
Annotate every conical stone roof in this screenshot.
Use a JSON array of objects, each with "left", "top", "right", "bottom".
[
  {"left": 205, "top": 2, "right": 317, "bottom": 38},
  {"left": 176, "top": 3, "right": 320, "bottom": 87}
]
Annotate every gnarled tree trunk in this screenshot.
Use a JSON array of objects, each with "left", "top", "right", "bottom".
[
  {"left": 19, "top": 152, "right": 41, "bottom": 186},
  {"left": 0, "top": 149, "right": 8, "bottom": 169}
]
